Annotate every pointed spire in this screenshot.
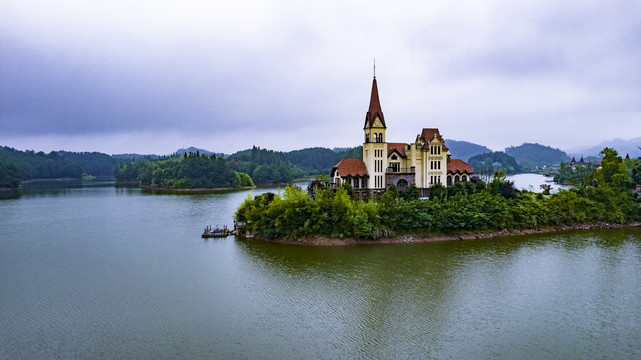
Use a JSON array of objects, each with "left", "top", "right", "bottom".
[{"left": 364, "top": 77, "right": 386, "bottom": 129}]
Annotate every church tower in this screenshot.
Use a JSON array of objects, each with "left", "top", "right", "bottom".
[{"left": 363, "top": 76, "right": 388, "bottom": 190}]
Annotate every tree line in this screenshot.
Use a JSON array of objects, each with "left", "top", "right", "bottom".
[
  {"left": 235, "top": 148, "right": 641, "bottom": 240},
  {"left": 114, "top": 152, "right": 254, "bottom": 189},
  {"left": 0, "top": 147, "right": 82, "bottom": 187}
]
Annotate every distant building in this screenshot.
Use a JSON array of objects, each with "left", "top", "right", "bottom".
[
  {"left": 568, "top": 156, "right": 600, "bottom": 169},
  {"left": 331, "top": 76, "right": 473, "bottom": 197}
]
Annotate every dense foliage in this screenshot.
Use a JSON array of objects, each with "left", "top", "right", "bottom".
[
  {"left": 228, "top": 145, "right": 362, "bottom": 184},
  {"left": 114, "top": 152, "right": 254, "bottom": 189},
  {"left": 57, "top": 151, "right": 119, "bottom": 176},
  {"left": 0, "top": 160, "right": 21, "bottom": 188},
  {"left": 285, "top": 147, "right": 343, "bottom": 174},
  {"left": 554, "top": 162, "right": 598, "bottom": 185},
  {"left": 236, "top": 149, "right": 641, "bottom": 240},
  {"left": 468, "top": 151, "right": 521, "bottom": 176},
  {"left": 505, "top": 143, "right": 570, "bottom": 170},
  {"left": 335, "top": 146, "right": 363, "bottom": 161},
  {"left": 229, "top": 146, "right": 306, "bottom": 184},
  {"left": 444, "top": 139, "right": 492, "bottom": 162},
  {"left": 0, "top": 146, "right": 81, "bottom": 181}
]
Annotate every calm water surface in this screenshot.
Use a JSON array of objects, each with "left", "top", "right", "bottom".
[{"left": 1, "top": 179, "right": 640, "bottom": 359}]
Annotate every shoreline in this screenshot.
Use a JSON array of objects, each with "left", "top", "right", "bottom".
[
  {"left": 241, "top": 221, "right": 641, "bottom": 246},
  {"left": 139, "top": 185, "right": 256, "bottom": 193},
  {"left": 21, "top": 178, "right": 81, "bottom": 183}
]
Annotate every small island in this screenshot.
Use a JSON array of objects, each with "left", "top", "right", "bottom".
[{"left": 234, "top": 76, "right": 641, "bottom": 244}]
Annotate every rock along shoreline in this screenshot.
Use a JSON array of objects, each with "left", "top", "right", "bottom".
[{"left": 240, "top": 221, "right": 641, "bottom": 246}]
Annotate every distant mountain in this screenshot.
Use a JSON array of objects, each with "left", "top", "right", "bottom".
[
  {"left": 566, "top": 137, "right": 641, "bottom": 159},
  {"left": 444, "top": 139, "right": 492, "bottom": 162},
  {"left": 505, "top": 143, "right": 570, "bottom": 169},
  {"left": 175, "top": 147, "right": 227, "bottom": 158}
]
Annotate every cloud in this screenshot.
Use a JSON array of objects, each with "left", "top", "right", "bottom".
[{"left": 1, "top": 0, "right": 640, "bottom": 154}]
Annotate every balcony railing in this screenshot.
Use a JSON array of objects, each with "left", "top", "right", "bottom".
[{"left": 386, "top": 167, "right": 415, "bottom": 174}]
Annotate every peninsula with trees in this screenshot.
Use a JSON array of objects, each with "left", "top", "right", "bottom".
[{"left": 234, "top": 75, "right": 641, "bottom": 243}]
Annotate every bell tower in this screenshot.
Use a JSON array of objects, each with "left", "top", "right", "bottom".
[{"left": 362, "top": 72, "right": 388, "bottom": 190}]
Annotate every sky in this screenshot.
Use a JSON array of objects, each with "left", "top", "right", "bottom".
[{"left": 1, "top": 0, "right": 640, "bottom": 155}]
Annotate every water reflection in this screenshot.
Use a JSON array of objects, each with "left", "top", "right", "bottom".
[
  {"left": 2, "top": 180, "right": 640, "bottom": 359},
  {"left": 233, "top": 230, "right": 641, "bottom": 359}
]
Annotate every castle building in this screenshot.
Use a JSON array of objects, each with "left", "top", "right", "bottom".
[{"left": 331, "top": 76, "right": 473, "bottom": 197}]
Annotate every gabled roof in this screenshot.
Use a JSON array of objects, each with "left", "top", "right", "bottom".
[
  {"left": 387, "top": 143, "right": 408, "bottom": 158},
  {"left": 419, "top": 128, "right": 449, "bottom": 151},
  {"left": 331, "top": 158, "right": 369, "bottom": 178},
  {"left": 364, "top": 78, "right": 386, "bottom": 129},
  {"left": 447, "top": 159, "right": 473, "bottom": 174}
]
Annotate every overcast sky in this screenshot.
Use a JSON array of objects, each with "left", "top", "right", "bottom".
[{"left": 1, "top": 0, "right": 640, "bottom": 155}]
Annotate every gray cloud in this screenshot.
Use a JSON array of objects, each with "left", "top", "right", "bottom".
[{"left": 1, "top": 0, "right": 640, "bottom": 154}]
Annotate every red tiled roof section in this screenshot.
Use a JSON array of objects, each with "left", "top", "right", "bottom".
[
  {"left": 332, "top": 159, "right": 369, "bottom": 177},
  {"left": 364, "top": 78, "right": 386, "bottom": 129},
  {"left": 420, "top": 128, "right": 448, "bottom": 151},
  {"left": 387, "top": 143, "right": 407, "bottom": 158},
  {"left": 448, "top": 159, "right": 474, "bottom": 174}
]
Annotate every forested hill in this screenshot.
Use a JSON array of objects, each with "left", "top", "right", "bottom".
[
  {"left": 114, "top": 152, "right": 254, "bottom": 189},
  {"left": 467, "top": 151, "right": 521, "bottom": 175},
  {"left": 57, "top": 151, "right": 119, "bottom": 176},
  {"left": 0, "top": 146, "right": 81, "bottom": 181},
  {"left": 444, "top": 139, "right": 492, "bottom": 162},
  {"left": 505, "top": 143, "right": 570, "bottom": 169},
  {"left": 227, "top": 146, "right": 362, "bottom": 184}
]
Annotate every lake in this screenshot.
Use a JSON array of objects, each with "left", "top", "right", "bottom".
[{"left": 1, "top": 176, "right": 640, "bottom": 359}]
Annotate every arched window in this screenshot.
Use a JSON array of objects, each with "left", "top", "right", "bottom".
[
  {"left": 462, "top": 175, "right": 467, "bottom": 182},
  {"left": 454, "top": 175, "right": 460, "bottom": 182},
  {"left": 397, "top": 179, "right": 408, "bottom": 190},
  {"left": 447, "top": 175, "right": 452, "bottom": 187},
  {"left": 373, "top": 133, "right": 378, "bottom": 143},
  {"left": 379, "top": 133, "right": 383, "bottom": 142},
  {"left": 365, "top": 133, "right": 370, "bottom": 143}
]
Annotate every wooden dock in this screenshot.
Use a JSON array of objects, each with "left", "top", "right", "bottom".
[{"left": 202, "top": 225, "right": 233, "bottom": 238}]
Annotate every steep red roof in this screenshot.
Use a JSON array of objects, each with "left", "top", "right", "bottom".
[
  {"left": 387, "top": 143, "right": 407, "bottom": 158},
  {"left": 331, "top": 159, "right": 369, "bottom": 178},
  {"left": 364, "top": 78, "right": 386, "bottom": 129},
  {"left": 448, "top": 159, "right": 473, "bottom": 174},
  {"left": 420, "top": 128, "right": 448, "bottom": 151}
]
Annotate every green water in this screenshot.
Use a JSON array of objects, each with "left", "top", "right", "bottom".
[{"left": 1, "top": 181, "right": 640, "bottom": 359}]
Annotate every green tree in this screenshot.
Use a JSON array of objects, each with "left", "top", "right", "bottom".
[
  {"left": 401, "top": 184, "right": 420, "bottom": 200},
  {"left": 594, "top": 148, "right": 628, "bottom": 189},
  {"left": 429, "top": 183, "right": 446, "bottom": 201}
]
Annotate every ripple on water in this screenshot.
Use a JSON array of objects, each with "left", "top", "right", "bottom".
[{"left": 1, "top": 187, "right": 640, "bottom": 359}]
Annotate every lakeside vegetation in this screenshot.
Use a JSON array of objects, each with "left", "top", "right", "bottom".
[
  {"left": 0, "top": 146, "right": 81, "bottom": 187},
  {"left": 0, "top": 145, "right": 362, "bottom": 190},
  {"left": 235, "top": 148, "right": 641, "bottom": 240},
  {"left": 114, "top": 146, "right": 363, "bottom": 188},
  {"left": 115, "top": 152, "right": 255, "bottom": 189}
]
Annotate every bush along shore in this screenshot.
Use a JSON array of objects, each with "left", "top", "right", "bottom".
[{"left": 234, "top": 148, "right": 641, "bottom": 243}]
